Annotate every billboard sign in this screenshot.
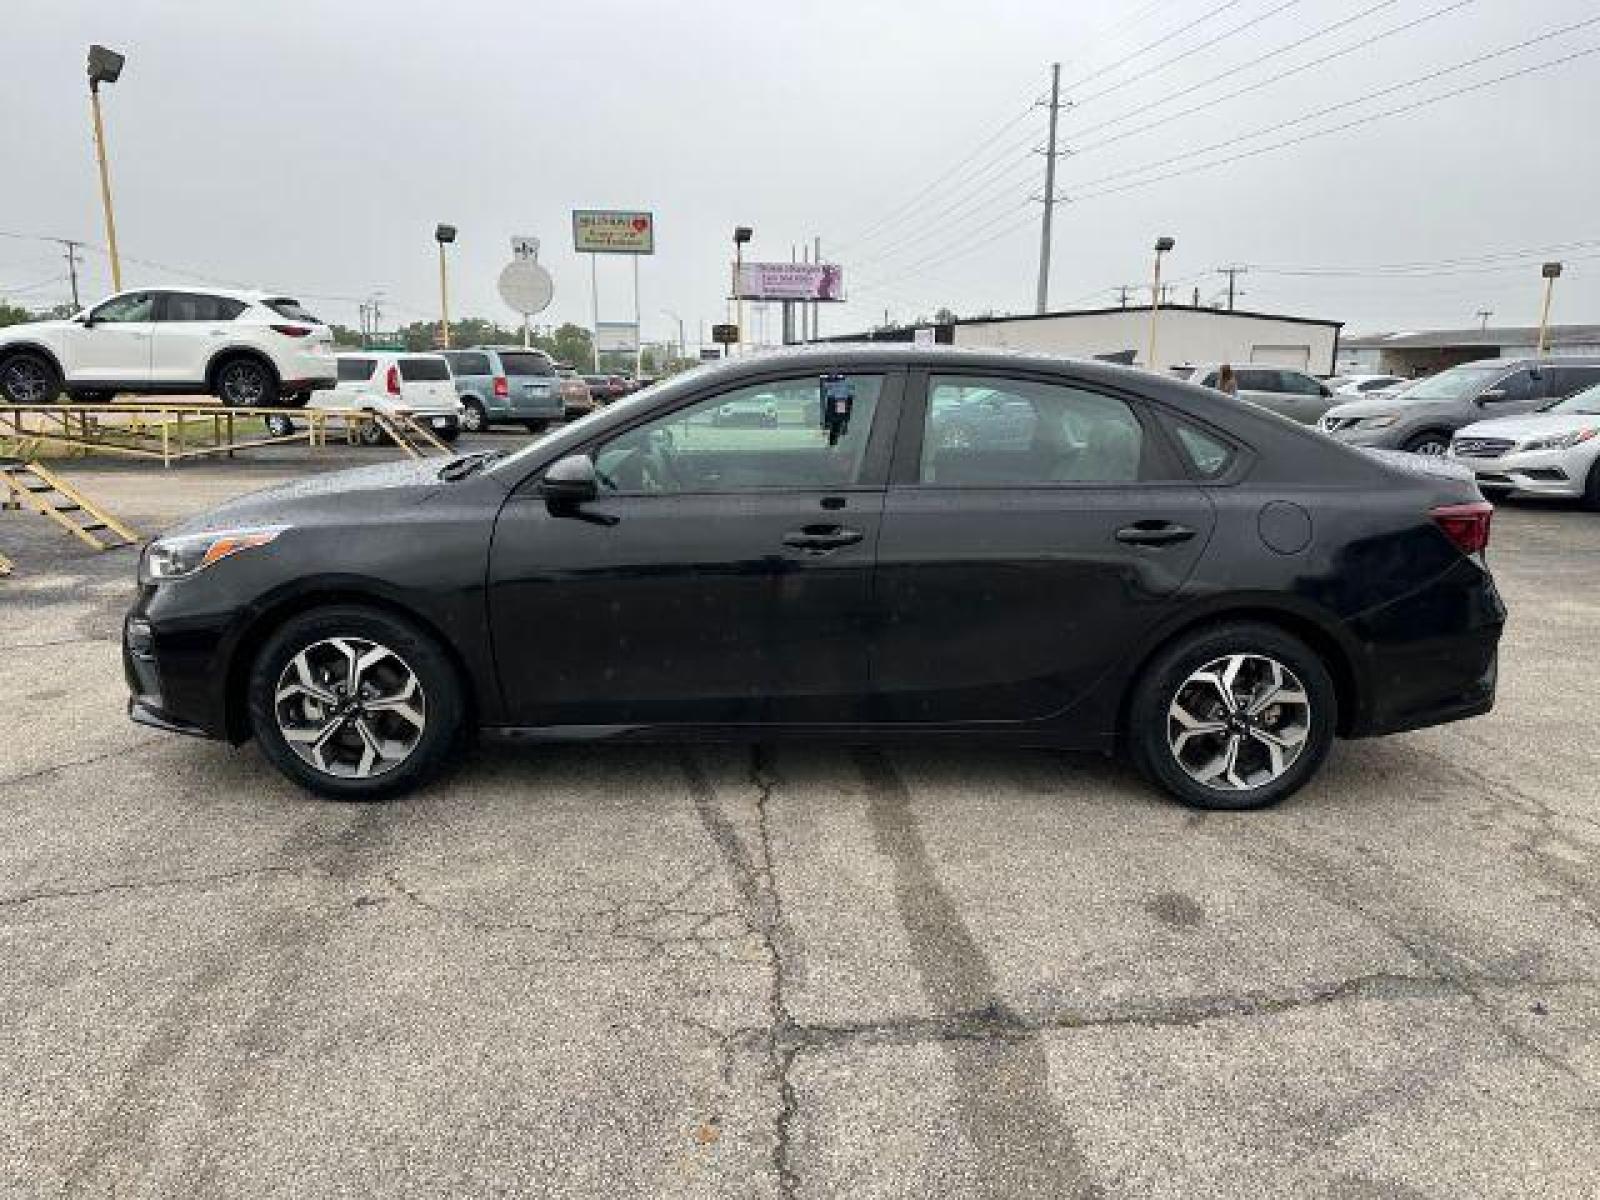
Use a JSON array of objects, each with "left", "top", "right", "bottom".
[
  {"left": 572, "top": 210, "right": 655, "bottom": 255},
  {"left": 735, "top": 262, "right": 845, "bottom": 302},
  {"left": 595, "top": 321, "right": 639, "bottom": 353},
  {"left": 711, "top": 323, "right": 740, "bottom": 345}
]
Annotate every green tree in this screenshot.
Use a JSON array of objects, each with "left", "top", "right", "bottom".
[{"left": 0, "top": 301, "right": 37, "bottom": 328}]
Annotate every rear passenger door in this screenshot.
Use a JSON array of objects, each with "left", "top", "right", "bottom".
[
  {"left": 150, "top": 292, "right": 249, "bottom": 384},
  {"left": 870, "top": 370, "right": 1216, "bottom": 726}
]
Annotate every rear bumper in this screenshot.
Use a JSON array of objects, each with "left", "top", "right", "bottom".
[
  {"left": 1342, "top": 559, "right": 1506, "bottom": 738},
  {"left": 283, "top": 375, "right": 337, "bottom": 393}
]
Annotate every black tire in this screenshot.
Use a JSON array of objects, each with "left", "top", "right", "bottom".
[
  {"left": 522, "top": 419, "right": 547, "bottom": 434},
  {"left": 1583, "top": 459, "right": 1600, "bottom": 512},
  {"left": 1402, "top": 430, "right": 1450, "bottom": 456},
  {"left": 460, "top": 399, "right": 488, "bottom": 433},
  {"left": 213, "top": 355, "right": 279, "bottom": 408},
  {"left": 1126, "top": 621, "right": 1338, "bottom": 811},
  {"left": 357, "top": 416, "right": 389, "bottom": 447},
  {"left": 264, "top": 413, "right": 297, "bottom": 438},
  {"left": 247, "top": 605, "right": 464, "bottom": 802},
  {"left": 0, "top": 351, "right": 63, "bottom": 405},
  {"left": 435, "top": 424, "right": 461, "bottom": 444}
]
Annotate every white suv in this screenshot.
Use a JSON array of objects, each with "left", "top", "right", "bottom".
[
  {"left": 0, "top": 287, "right": 336, "bottom": 408},
  {"left": 306, "top": 352, "right": 463, "bottom": 443}
]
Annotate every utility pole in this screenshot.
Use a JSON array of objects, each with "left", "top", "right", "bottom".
[
  {"left": 1219, "top": 265, "right": 1247, "bottom": 311},
  {"left": 1116, "top": 285, "right": 1132, "bottom": 308},
  {"left": 1475, "top": 309, "right": 1493, "bottom": 332},
  {"left": 1035, "top": 62, "right": 1062, "bottom": 315},
  {"left": 58, "top": 239, "right": 83, "bottom": 309}
]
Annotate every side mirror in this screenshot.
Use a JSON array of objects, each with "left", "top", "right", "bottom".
[{"left": 540, "top": 453, "right": 598, "bottom": 506}]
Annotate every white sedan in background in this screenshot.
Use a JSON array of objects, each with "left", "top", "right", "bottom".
[{"left": 1448, "top": 383, "right": 1600, "bottom": 508}]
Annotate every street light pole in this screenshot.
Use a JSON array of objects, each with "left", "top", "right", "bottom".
[
  {"left": 86, "top": 45, "right": 126, "bottom": 292},
  {"left": 733, "top": 226, "right": 752, "bottom": 356},
  {"left": 1147, "top": 236, "right": 1175, "bottom": 369},
  {"left": 662, "top": 309, "right": 686, "bottom": 364},
  {"left": 434, "top": 224, "right": 457, "bottom": 349},
  {"left": 1537, "top": 262, "right": 1562, "bottom": 353}
]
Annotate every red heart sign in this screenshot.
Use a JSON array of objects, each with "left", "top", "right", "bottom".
[{"left": 631, "top": 217, "right": 650, "bottom": 232}]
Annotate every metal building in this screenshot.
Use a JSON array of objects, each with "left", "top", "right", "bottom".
[{"left": 1339, "top": 324, "right": 1600, "bottom": 378}]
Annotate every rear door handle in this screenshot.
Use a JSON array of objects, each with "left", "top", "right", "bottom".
[
  {"left": 783, "top": 525, "right": 864, "bottom": 553},
  {"left": 1116, "top": 520, "right": 1196, "bottom": 547}
]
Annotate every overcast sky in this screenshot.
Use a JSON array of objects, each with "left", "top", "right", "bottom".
[{"left": 5, "top": 0, "right": 1600, "bottom": 344}]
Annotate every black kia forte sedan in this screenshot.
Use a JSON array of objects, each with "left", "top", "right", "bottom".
[{"left": 124, "top": 346, "right": 1505, "bottom": 810}]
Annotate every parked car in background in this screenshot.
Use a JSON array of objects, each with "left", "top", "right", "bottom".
[
  {"left": 580, "top": 374, "right": 629, "bottom": 404},
  {"left": 712, "top": 392, "right": 779, "bottom": 427},
  {"left": 125, "top": 345, "right": 1503, "bottom": 812},
  {"left": 1327, "top": 373, "right": 1406, "bottom": 398},
  {"left": 1171, "top": 362, "right": 1335, "bottom": 424},
  {"left": 1448, "top": 380, "right": 1600, "bottom": 507},
  {"left": 0, "top": 287, "right": 336, "bottom": 407},
  {"left": 304, "top": 352, "right": 462, "bottom": 444},
  {"left": 557, "top": 368, "right": 595, "bottom": 418},
  {"left": 1320, "top": 357, "right": 1600, "bottom": 455},
  {"left": 442, "top": 347, "right": 563, "bottom": 433}
]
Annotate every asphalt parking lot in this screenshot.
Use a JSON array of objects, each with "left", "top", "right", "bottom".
[{"left": 2, "top": 442, "right": 1598, "bottom": 1199}]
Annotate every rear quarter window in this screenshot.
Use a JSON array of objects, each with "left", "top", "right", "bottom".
[
  {"left": 263, "top": 297, "right": 321, "bottom": 323},
  {"left": 1169, "top": 421, "right": 1237, "bottom": 479},
  {"left": 398, "top": 357, "right": 451, "bottom": 382},
  {"left": 337, "top": 358, "right": 376, "bottom": 382}
]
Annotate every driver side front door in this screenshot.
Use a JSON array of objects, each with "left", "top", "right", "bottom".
[
  {"left": 64, "top": 291, "right": 156, "bottom": 386},
  {"left": 487, "top": 371, "right": 902, "bottom": 728}
]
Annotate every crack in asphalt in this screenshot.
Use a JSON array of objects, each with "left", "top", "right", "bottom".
[
  {"left": 0, "top": 740, "right": 164, "bottom": 789},
  {"left": 0, "top": 864, "right": 300, "bottom": 910}
]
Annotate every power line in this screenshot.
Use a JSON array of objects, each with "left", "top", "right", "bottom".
[
  {"left": 1061, "top": 0, "right": 1251, "bottom": 93},
  {"left": 1246, "top": 237, "right": 1600, "bottom": 276},
  {"left": 1065, "top": 24, "right": 1600, "bottom": 200}
]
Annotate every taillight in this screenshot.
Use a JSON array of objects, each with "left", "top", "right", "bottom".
[
  {"left": 493, "top": 376, "right": 509, "bottom": 398},
  {"left": 1432, "top": 501, "right": 1493, "bottom": 555},
  {"left": 270, "top": 324, "right": 312, "bottom": 337},
  {"left": 385, "top": 365, "right": 401, "bottom": 396}
]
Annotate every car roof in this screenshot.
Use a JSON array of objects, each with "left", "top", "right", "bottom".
[
  {"left": 1435, "top": 355, "right": 1600, "bottom": 370},
  {"left": 464, "top": 345, "right": 551, "bottom": 354}
]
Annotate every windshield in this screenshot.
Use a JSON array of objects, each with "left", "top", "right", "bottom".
[
  {"left": 1388, "top": 365, "right": 1504, "bottom": 403},
  {"left": 1544, "top": 382, "right": 1600, "bottom": 416}
]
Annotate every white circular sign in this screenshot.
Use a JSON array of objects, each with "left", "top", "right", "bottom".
[{"left": 498, "top": 259, "right": 554, "bottom": 316}]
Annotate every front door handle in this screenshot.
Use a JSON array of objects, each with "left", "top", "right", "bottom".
[
  {"left": 1116, "top": 520, "right": 1196, "bottom": 547},
  {"left": 782, "top": 524, "right": 864, "bottom": 553}
]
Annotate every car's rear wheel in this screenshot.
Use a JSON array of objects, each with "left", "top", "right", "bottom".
[
  {"left": 357, "top": 416, "right": 389, "bottom": 446},
  {"left": 522, "top": 419, "right": 547, "bottom": 434},
  {"left": 1127, "top": 622, "right": 1337, "bottom": 811},
  {"left": 264, "top": 413, "right": 296, "bottom": 438},
  {"left": 0, "top": 352, "right": 62, "bottom": 405},
  {"left": 214, "top": 356, "right": 279, "bottom": 408},
  {"left": 247, "top": 605, "right": 464, "bottom": 801},
  {"left": 460, "top": 399, "right": 487, "bottom": 433},
  {"left": 1403, "top": 431, "right": 1450, "bottom": 456}
]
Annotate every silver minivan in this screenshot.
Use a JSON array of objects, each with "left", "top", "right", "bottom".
[
  {"left": 1172, "top": 362, "right": 1336, "bottom": 425},
  {"left": 442, "top": 346, "right": 564, "bottom": 433}
]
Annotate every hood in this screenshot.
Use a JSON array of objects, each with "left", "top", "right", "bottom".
[
  {"left": 0, "top": 317, "right": 74, "bottom": 342},
  {"left": 166, "top": 457, "right": 460, "bottom": 537},
  {"left": 1456, "top": 412, "right": 1600, "bottom": 441}
]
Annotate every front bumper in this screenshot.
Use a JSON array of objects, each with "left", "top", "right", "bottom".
[
  {"left": 1446, "top": 449, "right": 1586, "bottom": 498},
  {"left": 1321, "top": 424, "right": 1403, "bottom": 449},
  {"left": 123, "top": 603, "right": 232, "bottom": 742}
]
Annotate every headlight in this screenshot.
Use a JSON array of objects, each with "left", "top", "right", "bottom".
[
  {"left": 140, "top": 525, "right": 287, "bottom": 583},
  {"left": 1355, "top": 415, "right": 1398, "bottom": 430},
  {"left": 1521, "top": 428, "right": 1598, "bottom": 452}
]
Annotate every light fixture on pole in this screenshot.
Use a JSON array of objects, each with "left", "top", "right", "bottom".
[
  {"left": 1147, "top": 236, "right": 1175, "bottom": 369},
  {"left": 86, "top": 44, "right": 126, "bottom": 291},
  {"left": 435, "top": 224, "right": 457, "bottom": 349},
  {"left": 1537, "top": 262, "right": 1562, "bottom": 353},
  {"left": 732, "top": 226, "right": 753, "bottom": 354}
]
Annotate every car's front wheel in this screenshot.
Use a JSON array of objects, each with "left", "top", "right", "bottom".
[
  {"left": 1403, "top": 431, "right": 1450, "bottom": 456},
  {"left": 247, "top": 605, "right": 464, "bottom": 801},
  {"left": 0, "top": 352, "right": 63, "bottom": 405},
  {"left": 214, "top": 356, "right": 279, "bottom": 408},
  {"left": 1127, "top": 622, "right": 1337, "bottom": 811}
]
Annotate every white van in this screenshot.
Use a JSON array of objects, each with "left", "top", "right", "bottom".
[{"left": 303, "top": 352, "right": 464, "bottom": 443}]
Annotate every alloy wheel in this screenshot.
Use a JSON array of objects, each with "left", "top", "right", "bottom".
[
  {"left": 3, "top": 358, "right": 52, "bottom": 403},
  {"left": 1410, "top": 438, "right": 1447, "bottom": 456},
  {"left": 1167, "top": 653, "right": 1311, "bottom": 792},
  {"left": 273, "top": 637, "right": 427, "bottom": 779},
  {"left": 221, "top": 361, "right": 268, "bottom": 405}
]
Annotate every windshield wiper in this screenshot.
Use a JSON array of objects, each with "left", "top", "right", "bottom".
[{"left": 437, "top": 450, "right": 503, "bottom": 481}]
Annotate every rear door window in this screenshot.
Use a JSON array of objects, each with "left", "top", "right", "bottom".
[
  {"left": 500, "top": 352, "right": 555, "bottom": 378},
  {"left": 159, "top": 292, "right": 248, "bottom": 322},
  {"left": 920, "top": 375, "right": 1146, "bottom": 485},
  {"left": 337, "top": 358, "right": 376, "bottom": 382},
  {"left": 398, "top": 357, "right": 451, "bottom": 381},
  {"left": 1236, "top": 368, "right": 1277, "bottom": 392}
]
